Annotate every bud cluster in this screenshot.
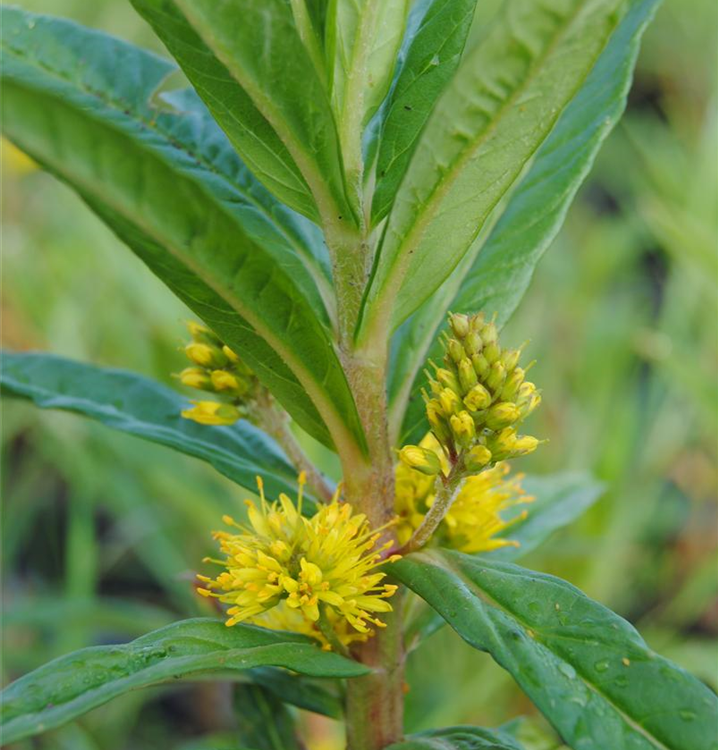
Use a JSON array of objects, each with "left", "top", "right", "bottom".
[
  {"left": 177, "top": 322, "right": 260, "bottom": 426},
  {"left": 400, "top": 312, "right": 541, "bottom": 475}
]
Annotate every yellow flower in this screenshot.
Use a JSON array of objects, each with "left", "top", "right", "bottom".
[
  {"left": 181, "top": 400, "right": 241, "bottom": 425},
  {"left": 395, "top": 435, "right": 532, "bottom": 552},
  {"left": 198, "top": 475, "right": 400, "bottom": 649}
]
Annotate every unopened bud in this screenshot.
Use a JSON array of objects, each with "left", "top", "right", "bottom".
[
  {"left": 187, "top": 321, "right": 222, "bottom": 346},
  {"left": 486, "top": 362, "right": 507, "bottom": 393},
  {"left": 471, "top": 353, "right": 490, "bottom": 379},
  {"left": 222, "top": 345, "right": 240, "bottom": 364},
  {"left": 181, "top": 401, "right": 240, "bottom": 426},
  {"left": 211, "top": 370, "right": 246, "bottom": 394},
  {"left": 518, "top": 392, "right": 541, "bottom": 419},
  {"left": 447, "top": 339, "right": 465, "bottom": 364},
  {"left": 465, "top": 445, "right": 492, "bottom": 471},
  {"left": 464, "top": 330, "right": 482, "bottom": 355},
  {"left": 439, "top": 388, "right": 462, "bottom": 416},
  {"left": 178, "top": 367, "right": 213, "bottom": 391},
  {"left": 449, "top": 313, "right": 470, "bottom": 338},
  {"left": 185, "top": 342, "right": 228, "bottom": 368},
  {"left": 436, "top": 368, "right": 461, "bottom": 394},
  {"left": 464, "top": 383, "right": 491, "bottom": 412},
  {"left": 458, "top": 358, "right": 478, "bottom": 393},
  {"left": 485, "top": 402, "right": 521, "bottom": 430},
  {"left": 501, "top": 367, "right": 525, "bottom": 402},
  {"left": 490, "top": 427, "right": 518, "bottom": 457},
  {"left": 427, "top": 401, "right": 452, "bottom": 445},
  {"left": 399, "top": 445, "right": 442, "bottom": 476},
  {"left": 450, "top": 411, "right": 476, "bottom": 448},
  {"left": 501, "top": 348, "right": 521, "bottom": 371},
  {"left": 511, "top": 435, "right": 540, "bottom": 456},
  {"left": 483, "top": 341, "right": 501, "bottom": 365},
  {"left": 480, "top": 321, "right": 498, "bottom": 345}
]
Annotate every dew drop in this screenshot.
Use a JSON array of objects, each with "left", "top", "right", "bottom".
[
  {"left": 594, "top": 660, "right": 609, "bottom": 673},
  {"left": 679, "top": 710, "right": 697, "bottom": 722},
  {"left": 559, "top": 663, "right": 576, "bottom": 679}
]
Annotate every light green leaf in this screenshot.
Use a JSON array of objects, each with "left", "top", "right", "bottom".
[
  {"left": 394, "top": 552, "right": 718, "bottom": 750},
  {"left": 0, "top": 351, "right": 306, "bottom": 499},
  {"left": 1, "top": 7, "right": 367, "bottom": 453},
  {"left": 358, "top": 0, "right": 627, "bottom": 346},
  {"left": 327, "top": 0, "right": 410, "bottom": 195},
  {"left": 390, "top": 0, "right": 660, "bottom": 445},
  {"left": 134, "top": 0, "right": 355, "bottom": 227},
  {"left": 388, "top": 725, "right": 525, "bottom": 750},
  {"left": 0, "top": 618, "right": 368, "bottom": 744},
  {"left": 371, "top": 0, "right": 479, "bottom": 222}
]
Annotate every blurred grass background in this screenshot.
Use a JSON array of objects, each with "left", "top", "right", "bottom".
[{"left": 2, "top": 0, "right": 717, "bottom": 748}]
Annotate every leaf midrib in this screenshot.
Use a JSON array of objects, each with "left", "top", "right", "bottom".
[
  {"left": 364, "top": 0, "right": 604, "bottom": 339},
  {"left": 415, "top": 551, "right": 673, "bottom": 750},
  {"left": 4, "top": 50, "right": 364, "bottom": 456}
]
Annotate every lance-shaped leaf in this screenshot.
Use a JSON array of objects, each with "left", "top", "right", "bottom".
[
  {"left": 371, "top": 0, "right": 479, "bottom": 223},
  {"left": 0, "top": 351, "right": 309, "bottom": 499},
  {"left": 389, "top": 0, "right": 660, "bottom": 445},
  {"left": 1, "top": 8, "right": 366, "bottom": 453},
  {"left": 234, "top": 684, "right": 301, "bottom": 750},
  {"left": 358, "top": 0, "right": 627, "bottom": 346},
  {"left": 0, "top": 618, "right": 368, "bottom": 744},
  {"left": 134, "top": 0, "right": 356, "bottom": 226},
  {"left": 387, "top": 726, "right": 525, "bottom": 750},
  {"left": 327, "top": 0, "right": 410, "bottom": 195},
  {"left": 394, "top": 552, "right": 718, "bottom": 750}
]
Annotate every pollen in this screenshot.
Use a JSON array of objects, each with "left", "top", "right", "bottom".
[{"left": 198, "top": 477, "right": 399, "bottom": 649}]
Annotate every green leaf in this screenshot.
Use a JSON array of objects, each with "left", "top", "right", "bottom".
[
  {"left": 358, "top": 0, "right": 627, "bottom": 345},
  {"left": 244, "top": 666, "right": 343, "bottom": 719},
  {"left": 0, "top": 351, "right": 305, "bottom": 499},
  {"left": 134, "top": 0, "right": 355, "bottom": 226},
  {"left": 388, "top": 725, "right": 525, "bottom": 749},
  {"left": 1, "top": 7, "right": 367, "bottom": 453},
  {"left": 371, "top": 0, "right": 479, "bottom": 223},
  {"left": 234, "top": 684, "right": 301, "bottom": 750},
  {"left": 403, "top": 472, "right": 604, "bottom": 645},
  {"left": 389, "top": 0, "right": 660, "bottom": 445},
  {"left": 394, "top": 552, "right": 718, "bottom": 750},
  {"left": 0, "top": 618, "right": 368, "bottom": 744},
  {"left": 327, "top": 0, "right": 410, "bottom": 195}
]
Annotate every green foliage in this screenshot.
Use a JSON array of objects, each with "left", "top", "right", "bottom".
[
  {"left": 390, "top": 0, "right": 661, "bottom": 445},
  {"left": 0, "top": 618, "right": 367, "bottom": 744},
  {"left": 0, "top": 351, "right": 304, "bottom": 498},
  {"left": 388, "top": 725, "right": 524, "bottom": 749},
  {"left": 234, "top": 683, "right": 301, "bottom": 750},
  {"left": 394, "top": 551, "right": 718, "bottom": 750}
]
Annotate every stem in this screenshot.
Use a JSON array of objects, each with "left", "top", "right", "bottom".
[
  {"left": 400, "top": 462, "right": 465, "bottom": 554},
  {"left": 254, "top": 394, "right": 335, "bottom": 504}
]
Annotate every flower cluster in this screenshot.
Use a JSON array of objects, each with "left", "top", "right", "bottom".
[
  {"left": 395, "top": 435, "right": 532, "bottom": 552},
  {"left": 400, "top": 312, "right": 542, "bottom": 475},
  {"left": 176, "top": 322, "right": 259, "bottom": 425},
  {"left": 197, "top": 475, "right": 399, "bottom": 650}
]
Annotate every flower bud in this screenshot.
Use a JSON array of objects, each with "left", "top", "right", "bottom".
[
  {"left": 449, "top": 313, "right": 470, "bottom": 338},
  {"left": 427, "top": 401, "right": 452, "bottom": 445},
  {"left": 501, "top": 367, "right": 525, "bottom": 402},
  {"left": 458, "top": 358, "right": 478, "bottom": 393},
  {"left": 211, "top": 370, "right": 248, "bottom": 395},
  {"left": 486, "top": 362, "right": 507, "bottom": 393},
  {"left": 511, "top": 435, "right": 540, "bottom": 456},
  {"left": 465, "top": 444, "right": 492, "bottom": 471},
  {"left": 450, "top": 411, "right": 476, "bottom": 448},
  {"left": 471, "top": 353, "right": 490, "bottom": 379},
  {"left": 435, "top": 367, "right": 461, "bottom": 394},
  {"left": 447, "top": 339, "right": 465, "bottom": 364},
  {"left": 463, "top": 383, "right": 491, "bottom": 412},
  {"left": 399, "top": 445, "right": 442, "bottom": 476},
  {"left": 483, "top": 341, "right": 501, "bottom": 365},
  {"left": 178, "top": 367, "right": 213, "bottom": 391},
  {"left": 182, "top": 401, "right": 241, "bottom": 426},
  {"left": 480, "top": 321, "right": 498, "bottom": 345},
  {"left": 489, "top": 427, "right": 518, "bottom": 457},
  {"left": 518, "top": 392, "right": 541, "bottom": 419},
  {"left": 439, "top": 388, "right": 462, "bottom": 416},
  {"left": 187, "top": 321, "right": 222, "bottom": 346},
  {"left": 485, "top": 402, "right": 521, "bottom": 430},
  {"left": 222, "top": 345, "right": 240, "bottom": 364},
  {"left": 185, "top": 342, "right": 228, "bottom": 369},
  {"left": 464, "top": 330, "right": 483, "bottom": 355},
  {"left": 501, "top": 348, "right": 521, "bottom": 372}
]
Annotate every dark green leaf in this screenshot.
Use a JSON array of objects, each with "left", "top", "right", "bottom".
[
  {"left": 235, "top": 684, "right": 300, "bottom": 750},
  {"left": 0, "top": 351, "right": 304, "bottom": 499},
  {"left": 390, "top": 0, "right": 660, "bottom": 445},
  {"left": 0, "top": 618, "right": 368, "bottom": 744},
  {"left": 388, "top": 725, "right": 525, "bottom": 749},
  {"left": 394, "top": 552, "right": 718, "bottom": 750},
  {"left": 371, "top": 0, "right": 479, "bottom": 222},
  {"left": 359, "top": 0, "right": 627, "bottom": 343},
  {"left": 1, "top": 7, "right": 366, "bottom": 453},
  {"left": 245, "top": 666, "right": 342, "bottom": 719}
]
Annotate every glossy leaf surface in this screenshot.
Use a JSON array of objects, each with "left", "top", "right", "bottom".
[
  {"left": 394, "top": 551, "right": 718, "bottom": 750},
  {"left": 0, "top": 618, "right": 367, "bottom": 744},
  {"left": 388, "top": 725, "right": 525, "bottom": 749}
]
